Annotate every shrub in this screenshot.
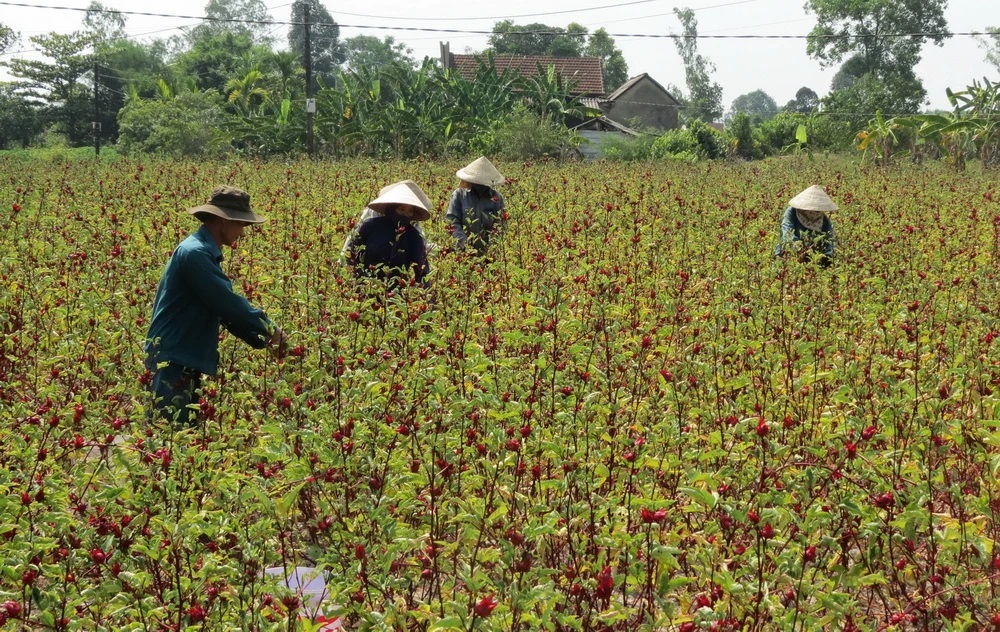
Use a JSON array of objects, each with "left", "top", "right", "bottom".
[
  {"left": 117, "top": 92, "right": 231, "bottom": 157},
  {"left": 475, "top": 107, "right": 580, "bottom": 160},
  {"left": 597, "top": 133, "right": 657, "bottom": 161},
  {"left": 652, "top": 121, "right": 726, "bottom": 161},
  {"left": 727, "top": 112, "right": 761, "bottom": 159}
]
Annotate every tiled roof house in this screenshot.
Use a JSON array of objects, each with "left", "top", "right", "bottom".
[{"left": 442, "top": 46, "right": 606, "bottom": 96}]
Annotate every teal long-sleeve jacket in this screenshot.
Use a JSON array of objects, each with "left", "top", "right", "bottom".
[{"left": 145, "top": 225, "right": 273, "bottom": 375}]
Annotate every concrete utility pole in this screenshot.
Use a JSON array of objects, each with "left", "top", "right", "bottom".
[{"left": 304, "top": 3, "right": 315, "bottom": 157}]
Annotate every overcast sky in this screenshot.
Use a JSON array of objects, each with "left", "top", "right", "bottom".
[{"left": 1, "top": 0, "right": 998, "bottom": 114}]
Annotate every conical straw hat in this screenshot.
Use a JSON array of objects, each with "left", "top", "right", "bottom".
[
  {"left": 378, "top": 180, "right": 433, "bottom": 210},
  {"left": 456, "top": 156, "right": 505, "bottom": 187},
  {"left": 367, "top": 181, "right": 431, "bottom": 221},
  {"left": 788, "top": 185, "right": 838, "bottom": 212}
]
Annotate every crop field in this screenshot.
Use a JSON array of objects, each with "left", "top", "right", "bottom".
[{"left": 1, "top": 155, "right": 1000, "bottom": 631}]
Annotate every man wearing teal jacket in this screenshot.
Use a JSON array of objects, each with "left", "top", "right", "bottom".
[{"left": 145, "top": 186, "right": 288, "bottom": 425}]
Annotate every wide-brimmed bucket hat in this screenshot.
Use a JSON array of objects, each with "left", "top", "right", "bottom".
[
  {"left": 368, "top": 181, "right": 432, "bottom": 221},
  {"left": 788, "top": 185, "right": 838, "bottom": 213},
  {"left": 187, "top": 186, "right": 266, "bottom": 224},
  {"left": 456, "top": 156, "right": 505, "bottom": 187}
]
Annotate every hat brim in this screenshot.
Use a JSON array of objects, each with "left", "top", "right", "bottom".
[
  {"left": 368, "top": 183, "right": 432, "bottom": 222},
  {"left": 456, "top": 168, "right": 505, "bottom": 187},
  {"left": 187, "top": 204, "right": 267, "bottom": 224},
  {"left": 368, "top": 202, "right": 431, "bottom": 222},
  {"left": 788, "top": 187, "right": 838, "bottom": 212}
]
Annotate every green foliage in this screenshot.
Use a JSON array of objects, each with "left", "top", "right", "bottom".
[
  {"left": 0, "top": 22, "right": 16, "bottom": 55},
  {"left": 173, "top": 30, "right": 262, "bottom": 94},
  {"left": 896, "top": 77, "right": 1000, "bottom": 171},
  {"left": 805, "top": 0, "right": 948, "bottom": 121},
  {"left": 313, "top": 57, "right": 583, "bottom": 159},
  {"left": 728, "top": 89, "right": 777, "bottom": 123},
  {"left": 596, "top": 133, "right": 658, "bottom": 161},
  {"left": 194, "top": 0, "right": 274, "bottom": 45},
  {"left": 584, "top": 28, "right": 629, "bottom": 92},
  {"left": 2, "top": 158, "right": 1000, "bottom": 629},
  {"left": 672, "top": 8, "right": 723, "bottom": 123},
  {"left": 288, "top": 0, "right": 343, "bottom": 88},
  {"left": 854, "top": 110, "right": 918, "bottom": 167},
  {"left": 979, "top": 27, "right": 1000, "bottom": 73},
  {"left": 83, "top": 1, "right": 126, "bottom": 43},
  {"left": 652, "top": 119, "right": 726, "bottom": 160},
  {"left": 757, "top": 111, "right": 808, "bottom": 154},
  {"left": 0, "top": 84, "right": 42, "bottom": 149},
  {"left": 488, "top": 20, "right": 587, "bottom": 57},
  {"left": 479, "top": 107, "right": 581, "bottom": 159},
  {"left": 342, "top": 35, "right": 416, "bottom": 73},
  {"left": 783, "top": 86, "right": 819, "bottom": 114},
  {"left": 4, "top": 31, "right": 97, "bottom": 146},
  {"left": 117, "top": 91, "right": 229, "bottom": 156},
  {"left": 805, "top": 0, "right": 948, "bottom": 70},
  {"left": 727, "top": 112, "right": 761, "bottom": 159}
]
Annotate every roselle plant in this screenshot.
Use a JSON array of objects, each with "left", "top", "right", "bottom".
[{"left": 2, "top": 155, "right": 1000, "bottom": 630}]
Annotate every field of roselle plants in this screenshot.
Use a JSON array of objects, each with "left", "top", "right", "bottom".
[{"left": 3, "top": 154, "right": 1000, "bottom": 632}]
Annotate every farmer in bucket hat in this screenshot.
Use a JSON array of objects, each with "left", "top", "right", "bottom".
[
  {"left": 774, "top": 184, "right": 838, "bottom": 266},
  {"left": 344, "top": 180, "right": 432, "bottom": 288},
  {"left": 445, "top": 156, "right": 506, "bottom": 254},
  {"left": 144, "top": 185, "right": 289, "bottom": 426}
]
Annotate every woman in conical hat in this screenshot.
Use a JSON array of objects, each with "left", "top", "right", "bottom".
[
  {"left": 341, "top": 180, "right": 433, "bottom": 261},
  {"left": 344, "top": 180, "right": 432, "bottom": 287},
  {"left": 774, "top": 184, "right": 838, "bottom": 266},
  {"left": 445, "top": 156, "right": 506, "bottom": 253}
]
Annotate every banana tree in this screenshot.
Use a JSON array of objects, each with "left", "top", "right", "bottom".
[
  {"left": 945, "top": 78, "right": 1000, "bottom": 168},
  {"left": 855, "top": 110, "right": 916, "bottom": 167}
]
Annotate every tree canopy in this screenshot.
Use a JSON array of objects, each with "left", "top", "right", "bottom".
[
  {"left": 728, "top": 89, "right": 777, "bottom": 123},
  {"left": 4, "top": 31, "right": 96, "bottom": 145},
  {"left": 585, "top": 28, "right": 629, "bottom": 92},
  {"left": 488, "top": 21, "right": 587, "bottom": 57},
  {"left": 980, "top": 27, "right": 1000, "bottom": 73},
  {"left": 288, "top": 0, "right": 343, "bottom": 89},
  {"left": 487, "top": 21, "right": 629, "bottom": 92},
  {"left": 783, "top": 86, "right": 819, "bottom": 114},
  {"left": 673, "top": 8, "right": 723, "bottom": 123},
  {"left": 0, "top": 23, "right": 16, "bottom": 55},
  {"left": 805, "top": 0, "right": 948, "bottom": 115},
  {"left": 191, "top": 0, "right": 275, "bottom": 45},
  {"left": 343, "top": 35, "right": 416, "bottom": 73}
]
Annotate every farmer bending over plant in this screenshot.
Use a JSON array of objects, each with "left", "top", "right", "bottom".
[
  {"left": 344, "top": 180, "right": 432, "bottom": 289},
  {"left": 144, "top": 186, "right": 288, "bottom": 426},
  {"left": 445, "top": 156, "right": 506, "bottom": 254},
  {"left": 774, "top": 184, "right": 837, "bottom": 267}
]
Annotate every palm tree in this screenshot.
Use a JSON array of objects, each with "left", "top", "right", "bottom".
[{"left": 225, "top": 65, "right": 270, "bottom": 115}]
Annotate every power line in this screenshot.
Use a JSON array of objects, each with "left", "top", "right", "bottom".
[
  {"left": 0, "top": 2, "right": 988, "bottom": 41},
  {"left": 330, "top": 0, "right": 760, "bottom": 22}
]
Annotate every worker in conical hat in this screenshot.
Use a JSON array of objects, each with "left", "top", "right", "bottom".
[
  {"left": 344, "top": 180, "right": 432, "bottom": 288},
  {"left": 774, "top": 184, "right": 838, "bottom": 266},
  {"left": 445, "top": 156, "right": 506, "bottom": 254}
]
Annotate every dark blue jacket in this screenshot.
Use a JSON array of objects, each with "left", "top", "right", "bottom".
[{"left": 346, "top": 214, "right": 429, "bottom": 284}]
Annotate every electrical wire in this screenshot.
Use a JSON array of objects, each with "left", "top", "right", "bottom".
[{"left": 0, "top": 1, "right": 987, "bottom": 41}]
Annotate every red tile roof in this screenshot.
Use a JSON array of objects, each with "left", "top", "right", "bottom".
[{"left": 448, "top": 54, "right": 605, "bottom": 95}]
